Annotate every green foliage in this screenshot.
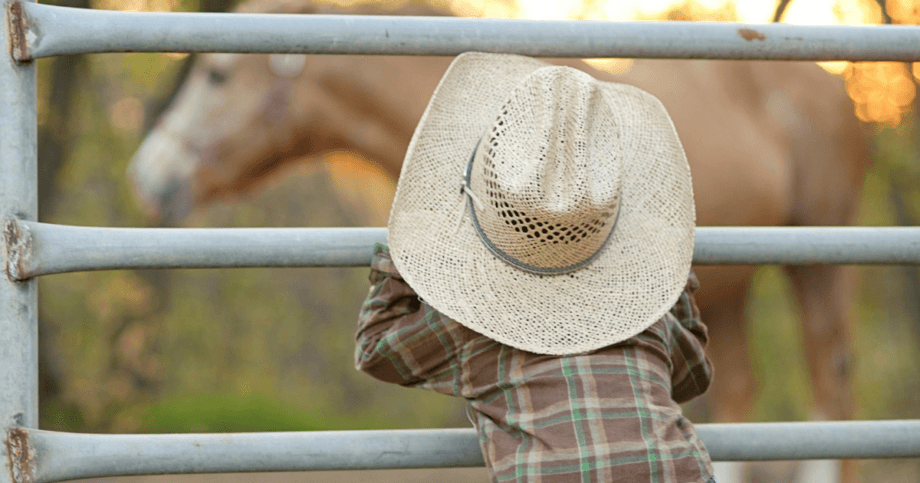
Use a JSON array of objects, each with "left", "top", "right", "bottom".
[
  {"left": 143, "top": 393, "right": 356, "bottom": 433},
  {"left": 747, "top": 266, "right": 812, "bottom": 423}
]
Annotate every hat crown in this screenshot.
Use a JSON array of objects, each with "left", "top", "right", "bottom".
[{"left": 469, "top": 66, "right": 622, "bottom": 273}]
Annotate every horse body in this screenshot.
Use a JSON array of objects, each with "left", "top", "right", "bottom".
[{"left": 128, "top": 2, "right": 871, "bottom": 481}]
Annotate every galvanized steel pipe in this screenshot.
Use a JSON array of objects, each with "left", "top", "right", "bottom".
[
  {"left": 17, "top": 421, "right": 920, "bottom": 481},
  {"left": 1, "top": 1, "right": 38, "bottom": 482},
  {"left": 5, "top": 221, "right": 387, "bottom": 280},
  {"left": 693, "top": 226, "right": 920, "bottom": 264},
  {"left": 5, "top": 221, "right": 920, "bottom": 280},
  {"left": 11, "top": 1, "right": 920, "bottom": 61},
  {"left": 699, "top": 421, "right": 920, "bottom": 460}
]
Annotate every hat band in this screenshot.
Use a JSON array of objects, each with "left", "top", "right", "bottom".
[{"left": 462, "top": 141, "right": 622, "bottom": 276}]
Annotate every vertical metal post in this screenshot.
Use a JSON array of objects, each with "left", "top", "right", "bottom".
[{"left": 2, "top": 1, "right": 38, "bottom": 482}]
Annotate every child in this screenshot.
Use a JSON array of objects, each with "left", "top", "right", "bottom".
[{"left": 355, "top": 52, "right": 716, "bottom": 483}]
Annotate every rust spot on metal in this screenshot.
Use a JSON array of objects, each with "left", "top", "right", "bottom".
[
  {"left": 738, "top": 28, "right": 766, "bottom": 42},
  {"left": 6, "top": 1, "right": 32, "bottom": 62},
  {"left": 5, "top": 427, "right": 36, "bottom": 483},
  {"left": 3, "top": 219, "right": 32, "bottom": 282}
]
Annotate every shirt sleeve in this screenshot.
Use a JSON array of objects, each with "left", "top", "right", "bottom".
[
  {"left": 354, "top": 243, "right": 468, "bottom": 394},
  {"left": 668, "top": 270, "right": 714, "bottom": 404}
]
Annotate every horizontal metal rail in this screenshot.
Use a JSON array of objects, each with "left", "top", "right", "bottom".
[
  {"left": 5, "top": 221, "right": 920, "bottom": 280},
  {"left": 8, "top": 421, "right": 920, "bottom": 482},
  {"left": 10, "top": 1, "right": 920, "bottom": 61}
]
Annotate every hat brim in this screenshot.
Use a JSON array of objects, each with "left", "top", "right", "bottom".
[{"left": 388, "top": 53, "right": 695, "bottom": 355}]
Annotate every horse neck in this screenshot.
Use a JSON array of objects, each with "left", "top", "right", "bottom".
[{"left": 295, "top": 55, "right": 453, "bottom": 182}]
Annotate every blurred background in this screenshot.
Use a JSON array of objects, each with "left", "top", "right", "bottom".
[{"left": 32, "top": 0, "right": 920, "bottom": 482}]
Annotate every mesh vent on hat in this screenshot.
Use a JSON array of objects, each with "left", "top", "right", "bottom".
[{"left": 469, "top": 66, "right": 622, "bottom": 271}]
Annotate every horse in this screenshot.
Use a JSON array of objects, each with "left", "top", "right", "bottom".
[{"left": 127, "top": 1, "right": 872, "bottom": 481}]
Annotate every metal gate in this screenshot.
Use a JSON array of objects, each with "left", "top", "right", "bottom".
[{"left": 3, "top": 1, "right": 920, "bottom": 481}]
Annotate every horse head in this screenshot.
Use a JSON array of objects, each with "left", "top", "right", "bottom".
[{"left": 128, "top": 0, "right": 450, "bottom": 223}]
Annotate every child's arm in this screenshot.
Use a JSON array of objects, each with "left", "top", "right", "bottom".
[
  {"left": 354, "top": 243, "right": 468, "bottom": 392},
  {"left": 669, "top": 271, "right": 707, "bottom": 343},
  {"left": 668, "top": 270, "right": 715, "bottom": 403}
]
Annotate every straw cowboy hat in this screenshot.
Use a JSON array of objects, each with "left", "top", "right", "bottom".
[{"left": 387, "top": 52, "right": 695, "bottom": 355}]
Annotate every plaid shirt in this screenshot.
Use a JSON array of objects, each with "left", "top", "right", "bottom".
[{"left": 356, "top": 244, "right": 715, "bottom": 483}]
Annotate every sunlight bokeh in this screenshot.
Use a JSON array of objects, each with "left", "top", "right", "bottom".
[{"left": 887, "top": 0, "right": 920, "bottom": 24}]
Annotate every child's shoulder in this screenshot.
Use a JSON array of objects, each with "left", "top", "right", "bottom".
[{"left": 370, "top": 243, "right": 402, "bottom": 279}]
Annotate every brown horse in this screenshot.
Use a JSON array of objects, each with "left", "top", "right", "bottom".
[{"left": 128, "top": 1, "right": 871, "bottom": 481}]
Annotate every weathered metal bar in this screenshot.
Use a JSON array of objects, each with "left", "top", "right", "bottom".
[
  {"left": 12, "top": 1, "right": 920, "bottom": 61},
  {"left": 5, "top": 221, "right": 387, "bottom": 280},
  {"left": 28, "top": 428, "right": 482, "bottom": 482},
  {"left": 699, "top": 421, "right": 920, "bottom": 460},
  {"left": 1, "top": 0, "right": 38, "bottom": 482},
  {"left": 5, "top": 222, "right": 920, "bottom": 280},
  {"left": 17, "top": 421, "right": 920, "bottom": 481},
  {"left": 693, "top": 226, "right": 920, "bottom": 264}
]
